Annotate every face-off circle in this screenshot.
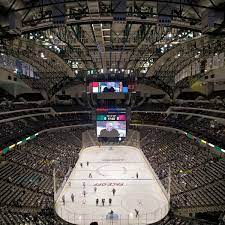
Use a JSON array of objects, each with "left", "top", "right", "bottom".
[
  {"left": 96, "top": 164, "right": 127, "bottom": 177},
  {"left": 121, "top": 193, "right": 162, "bottom": 214}
]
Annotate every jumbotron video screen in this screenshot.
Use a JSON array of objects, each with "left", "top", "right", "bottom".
[
  {"left": 96, "top": 108, "right": 127, "bottom": 138},
  {"left": 87, "top": 82, "right": 136, "bottom": 93},
  {"left": 91, "top": 82, "right": 126, "bottom": 93}
]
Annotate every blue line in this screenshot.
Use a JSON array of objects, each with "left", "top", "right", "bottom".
[{"left": 67, "top": 178, "right": 158, "bottom": 181}]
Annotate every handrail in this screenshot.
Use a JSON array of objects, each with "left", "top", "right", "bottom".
[
  {"left": 170, "top": 106, "right": 225, "bottom": 114},
  {"left": 0, "top": 107, "right": 51, "bottom": 115},
  {"left": 0, "top": 112, "right": 52, "bottom": 123},
  {"left": 132, "top": 111, "right": 225, "bottom": 125},
  {"left": 0, "top": 111, "right": 92, "bottom": 123}
]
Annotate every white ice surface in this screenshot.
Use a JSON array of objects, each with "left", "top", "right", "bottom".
[{"left": 55, "top": 146, "right": 169, "bottom": 225}]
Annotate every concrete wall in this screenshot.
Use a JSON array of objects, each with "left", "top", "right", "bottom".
[{"left": 0, "top": 68, "right": 39, "bottom": 97}]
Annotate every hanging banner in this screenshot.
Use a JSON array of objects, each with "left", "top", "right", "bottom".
[
  {"left": 191, "top": 62, "right": 196, "bottom": 75},
  {"left": 206, "top": 57, "right": 212, "bottom": 71},
  {"left": 219, "top": 53, "right": 224, "bottom": 68},
  {"left": 196, "top": 62, "right": 200, "bottom": 74},
  {"left": 213, "top": 55, "right": 219, "bottom": 69}
]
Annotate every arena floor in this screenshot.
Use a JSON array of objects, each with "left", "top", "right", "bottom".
[{"left": 55, "top": 146, "right": 169, "bottom": 225}]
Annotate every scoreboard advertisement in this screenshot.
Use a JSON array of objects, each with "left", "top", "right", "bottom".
[{"left": 96, "top": 108, "right": 126, "bottom": 138}]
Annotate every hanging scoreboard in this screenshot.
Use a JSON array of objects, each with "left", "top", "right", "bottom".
[{"left": 96, "top": 108, "right": 127, "bottom": 138}]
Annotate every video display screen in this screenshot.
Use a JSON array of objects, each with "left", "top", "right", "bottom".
[
  {"left": 91, "top": 82, "right": 128, "bottom": 93},
  {"left": 96, "top": 108, "right": 127, "bottom": 138},
  {"left": 97, "top": 121, "right": 126, "bottom": 138}
]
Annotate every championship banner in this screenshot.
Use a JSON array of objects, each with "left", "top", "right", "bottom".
[
  {"left": 219, "top": 53, "right": 224, "bottom": 68},
  {"left": 191, "top": 62, "right": 196, "bottom": 76},
  {"left": 213, "top": 55, "right": 219, "bottom": 69},
  {"left": 195, "top": 62, "right": 200, "bottom": 74},
  {"left": 206, "top": 57, "right": 212, "bottom": 71}
]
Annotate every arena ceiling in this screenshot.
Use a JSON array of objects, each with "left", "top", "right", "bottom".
[{"left": 0, "top": 0, "right": 225, "bottom": 97}]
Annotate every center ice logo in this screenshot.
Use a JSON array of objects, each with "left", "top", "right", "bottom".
[{"left": 93, "top": 182, "right": 124, "bottom": 186}]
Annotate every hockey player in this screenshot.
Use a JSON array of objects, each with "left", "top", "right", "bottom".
[
  {"left": 62, "top": 195, "right": 65, "bottom": 205},
  {"left": 135, "top": 209, "right": 139, "bottom": 218},
  {"left": 112, "top": 188, "right": 116, "bottom": 196},
  {"left": 71, "top": 193, "right": 74, "bottom": 202}
]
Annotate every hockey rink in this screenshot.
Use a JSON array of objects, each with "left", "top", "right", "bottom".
[{"left": 55, "top": 146, "right": 169, "bottom": 225}]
